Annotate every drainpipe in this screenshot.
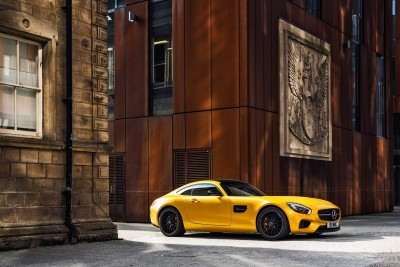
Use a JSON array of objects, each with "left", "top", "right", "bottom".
[{"left": 64, "top": 0, "right": 77, "bottom": 244}]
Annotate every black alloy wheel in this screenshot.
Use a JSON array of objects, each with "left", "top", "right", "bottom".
[
  {"left": 257, "top": 207, "right": 290, "bottom": 240},
  {"left": 158, "top": 207, "right": 185, "bottom": 237}
]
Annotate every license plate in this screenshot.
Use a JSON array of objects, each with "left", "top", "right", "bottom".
[{"left": 327, "top": 221, "right": 339, "bottom": 228}]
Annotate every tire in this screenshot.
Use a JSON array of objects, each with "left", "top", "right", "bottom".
[
  {"left": 158, "top": 207, "right": 185, "bottom": 237},
  {"left": 257, "top": 207, "right": 290, "bottom": 241}
]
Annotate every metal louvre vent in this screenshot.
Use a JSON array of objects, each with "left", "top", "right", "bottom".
[
  {"left": 109, "top": 154, "right": 125, "bottom": 205},
  {"left": 174, "top": 149, "right": 211, "bottom": 188}
]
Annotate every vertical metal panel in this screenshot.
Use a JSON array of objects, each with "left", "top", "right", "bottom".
[
  {"left": 186, "top": 111, "right": 211, "bottom": 149},
  {"left": 292, "top": 4, "right": 305, "bottom": 28},
  {"left": 376, "top": 0, "right": 385, "bottom": 55},
  {"left": 114, "top": 119, "right": 125, "bottom": 153},
  {"left": 239, "top": 0, "right": 248, "bottom": 106},
  {"left": 363, "top": 0, "right": 377, "bottom": 52},
  {"left": 248, "top": 0, "right": 256, "bottom": 108},
  {"left": 338, "top": 0, "right": 352, "bottom": 37},
  {"left": 351, "top": 132, "right": 362, "bottom": 215},
  {"left": 114, "top": 8, "right": 125, "bottom": 119},
  {"left": 212, "top": 109, "right": 240, "bottom": 179},
  {"left": 211, "top": 0, "right": 239, "bottom": 109},
  {"left": 255, "top": 0, "right": 264, "bottom": 110},
  {"left": 172, "top": 0, "right": 185, "bottom": 113},
  {"left": 185, "top": 0, "right": 211, "bottom": 112},
  {"left": 149, "top": 116, "right": 173, "bottom": 194},
  {"left": 240, "top": 107, "right": 249, "bottom": 183},
  {"left": 305, "top": 12, "right": 318, "bottom": 36},
  {"left": 173, "top": 114, "right": 185, "bottom": 149},
  {"left": 263, "top": 0, "right": 272, "bottom": 111},
  {"left": 272, "top": 113, "right": 283, "bottom": 194},
  {"left": 125, "top": 117, "right": 148, "bottom": 190},
  {"left": 264, "top": 111, "right": 273, "bottom": 195},
  {"left": 125, "top": 2, "right": 148, "bottom": 118}
]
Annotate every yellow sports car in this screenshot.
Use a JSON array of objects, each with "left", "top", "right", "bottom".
[{"left": 150, "top": 180, "right": 341, "bottom": 240}]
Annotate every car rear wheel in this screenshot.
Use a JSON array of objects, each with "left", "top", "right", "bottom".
[
  {"left": 257, "top": 207, "right": 290, "bottom": 240},
  {"left": 159, "top": 207, "right": 185, "bottom": 237}
]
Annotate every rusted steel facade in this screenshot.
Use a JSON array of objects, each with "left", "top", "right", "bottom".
[{"left": 109, "top": 0, "right": 394, "bottom": 222}]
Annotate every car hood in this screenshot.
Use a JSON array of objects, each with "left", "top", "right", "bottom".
[{"left": 263, "top": 196, "right": 338, "bottom": 209}]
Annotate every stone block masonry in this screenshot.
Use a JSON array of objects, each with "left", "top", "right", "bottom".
[{"left": 0, "top": 0, "right": 116, "bottom": 251}]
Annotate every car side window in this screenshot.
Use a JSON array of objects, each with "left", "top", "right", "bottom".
[
  {"left": 180, "top": 188, "right": 192, "bottom": 195},
  {"left": 191, "top": 184, "right": 222, "bottom": 197}
]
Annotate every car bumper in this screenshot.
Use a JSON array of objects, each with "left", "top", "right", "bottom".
[{"left": 286, "top": 209, "right": 341, "bottom": 234}]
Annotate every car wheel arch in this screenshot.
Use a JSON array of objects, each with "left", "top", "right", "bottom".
[{"left": 255, "top": 205, "right": 291, "bottom": 234}]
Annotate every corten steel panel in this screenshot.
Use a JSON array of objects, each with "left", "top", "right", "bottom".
[
  {"left": 248, "top": 109, "right": 257, "bottom": 186},
  {"left": 305, "top": 12, "right": 318, "bottom": 37},
  {"left": 292, "top": 0, "right": 305, "bottom": 9},
  {"left": 272, "top": 113, "right": 284, "bottom": 195},
  {"left": 321, "top": 1, "right": 334, "bottom": 28},
  {"left": 114, "top": 119, "right": 126, "bottom": 153},
  {"left": 114, "top": 8, "right": 125, "bottom": 119},
  {"left": 301, "top": 158, "right": 312, "bottom": 197},
  {"left": 172, "top": 0, "right": 185, "bottom": 113},
  {"left": 247, "top": 109, "right": 265, "bottom": 190},
  {"left": 248, "top": 0, "right": 256, "bottom": 108},
  {"left": 338, "top": 0, "right": 352, "bottom": 37},
  {"left": 263, "top": 0, "right": 273, "bottom": 111},
  {"left": 292, "top": 4, "right": 305, "bottom": 29},
  {"left": 318, "top": 21, "right": 334, "bottom": 45},
  {"left": 239, "top": 0, "right": 248, "bottom": 106},
  {"left": 211, "top": 0, "right": 239, "bottom": 109},
  {"left": 173, "top": 114, "right": 185, "bottom": 149},
  {"left": 186, "top": 111, "right": 211, "bottom": 149},
  {"left": 287, "top": 158, "right": 301, "bottom": 196},
  {"left": 363, "top": 0, "right": 377, "bottom": 52},
  {"left": 376, "top": 138, "right": 387, "bottom": 212},
  {"left": 331, "top": 30, "right": 340, "bottom": 128},
  {"left": 271, "top": 1, "right": 286, "bottom": 113},
  {"left": 351, "top": 132, "right": 362, "bottom": 215},
  {"left": 361, "top": 134, "right": 377, "bottom": 214},
  {"left": 255, "top": 110, "right": 265, "bottom": 191},
  {"left": 108, "top": 120, "right": 115, "bottom": 152},
  {"left": 149, "top": 116, "right": 173, "bottom": 194},
  {"left": 125, "top": 3, "right": 148, "bottom": 118},
  {"left": 313, "top": 161, "right": 330, "bottom": 200},
  {"left": 339, "top": 32, "right": 352, "bottom": 130},
  {"left": 286, "top": 1, "right": 293, "bottom": 23},
  {"left": 125, "top": 117, "right": 148, "bottom": 192},
  {"left": 376, "top": 0, "right": 385, "bottom": 56},
  {"left": 339, "top": 129, "right": 350, "bottom": 215},
  {"left": 212, "top": 109, "right": 240, "bottom": 179},
  {"left": 254, "top": 0, "right": 264, "bottom": 110},
  {"left": 331, "top": 127, "right": 341, "bottom": 207},
  {"left": 125, "top": 191, "right": 148, "bottom": 222},
  {"left": 264, "top": 111, "right": 273, "bottom": 195},
  {"left": 185, "top": 0, "right": 211, "bottom": 112},
  {"left": 240, "top": 108, "right": 249, "bottom": 183}
]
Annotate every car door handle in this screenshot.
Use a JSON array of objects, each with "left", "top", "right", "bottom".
[{"left": 190, "top": 198, "right": 198, "bottom": 203}]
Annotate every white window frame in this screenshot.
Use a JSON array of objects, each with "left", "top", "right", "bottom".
[{"left": 0, "top": 32, "right": 42, "bottom": 138}]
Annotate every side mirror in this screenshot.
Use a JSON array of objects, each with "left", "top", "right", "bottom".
[{"left": 207, "top": 189, "right": 221, "bottom": 196}]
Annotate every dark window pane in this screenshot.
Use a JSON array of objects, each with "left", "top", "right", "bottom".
[
  {"left": 191, "top": 184, "right": 220, "bottom": 197},
  {"left": 0, "top": 85, "right": 15, "bottom": 129},
  {"left": 376, "top": 56, "right": 386, "bottom": 137},
  {"left": 305, "top": 0, "right": 321, "bottom": 18},
  {"left": 16, "top": 87, "right": 36, "bottom": 131},
  {"left": 352, "top": 0, "right": 362, "bottom": 43},
  {"left": 150, "top": 0, "right": 172, "bottom": 116}
]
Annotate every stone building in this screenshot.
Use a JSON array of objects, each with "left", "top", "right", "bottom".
[{"left": 0, "top": 0, "right": 116, "bottom": 249}]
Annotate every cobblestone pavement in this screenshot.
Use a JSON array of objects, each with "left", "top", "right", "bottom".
[{"left": 1, "top": 207, "right": 399, "bottom": 267}]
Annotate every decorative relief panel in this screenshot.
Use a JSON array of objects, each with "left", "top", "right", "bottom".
[{"left": 279, "top": 19, "right": 332, "bottom": 161}]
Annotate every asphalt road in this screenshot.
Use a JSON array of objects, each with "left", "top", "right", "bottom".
[{"left": 1, "top": 207, "right": 400, "bottom": 267}]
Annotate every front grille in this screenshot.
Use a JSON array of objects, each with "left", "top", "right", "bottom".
[{"left": 318, "top": 209, "right": 340, "bottom": 221}]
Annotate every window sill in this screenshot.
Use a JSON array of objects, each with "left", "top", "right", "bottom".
[{"left": 0, "top": 135, "right": 64, "bottom": 150}]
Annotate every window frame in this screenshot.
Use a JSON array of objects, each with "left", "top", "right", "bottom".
[
  {"left": 0, "top": 32, "right": 42, "bottom": 138},
  {"left": 177, "top": 183, "right": 224, "bottom": 197}
]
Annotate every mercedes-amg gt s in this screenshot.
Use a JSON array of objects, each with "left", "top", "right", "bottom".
[{"left": 150, "top": 180, "right": 341, "bottom": 240}]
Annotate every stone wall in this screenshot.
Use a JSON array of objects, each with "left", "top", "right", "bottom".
[{"left": 0, "top": 0, "right": 116, "bottom": 250}]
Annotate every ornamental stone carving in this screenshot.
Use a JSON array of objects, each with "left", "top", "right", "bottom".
[{"left": 279, "top": 19, "right": 332, "bottom": 161}]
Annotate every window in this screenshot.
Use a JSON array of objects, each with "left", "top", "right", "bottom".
[
  {"left": 305, "top": 0, "right": 321, "bottom": 18},
  {"left": 220, "top": 181, "right": 266, "bottom": 197},
  {"left": 150, "top": 0, "right": 173, "bottom": 116},
  {"left": 376, "top": 56, "right": 386, "bottom": 137},
  {"left": 351, "top": 0, "right": 362, "bottom": 131},
  {"left": 178, "top": 184, "right": 222, "bottom": 196},
  {"left": 0, "top": 33, "right": 42, "bottom": 137}
]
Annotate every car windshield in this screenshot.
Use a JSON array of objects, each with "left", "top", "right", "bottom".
[{"left": 219, "top": 181, "right": 266, "bottom": 196}]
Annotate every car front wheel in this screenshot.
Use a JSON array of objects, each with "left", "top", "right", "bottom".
[
  {"left": 257, "top": 207, "right": 290, "bottom": 240},
  {"left": 158, "top": 207, "right": 185, "bottom": 237}
]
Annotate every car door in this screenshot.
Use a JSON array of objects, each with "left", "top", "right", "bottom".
[{"left": 182, "top": 183, "right": 231, "bottom": 226}]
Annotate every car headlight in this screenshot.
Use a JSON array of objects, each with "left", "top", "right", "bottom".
[{"left": 287, "top": 202, "right": 312, "bottom": 214}]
